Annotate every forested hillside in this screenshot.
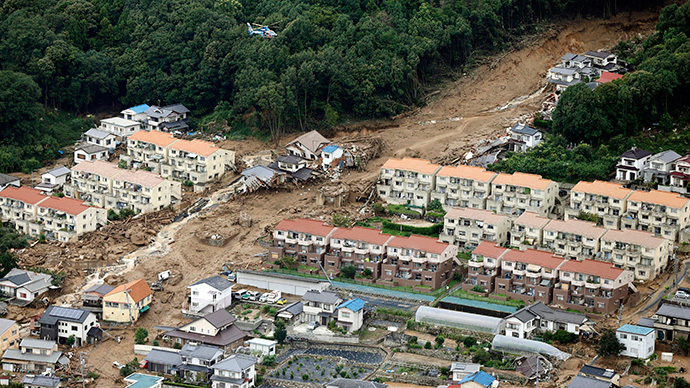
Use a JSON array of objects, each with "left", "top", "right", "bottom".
[{"left": 0, "top": 0, "right": 662, "bottom": 172}]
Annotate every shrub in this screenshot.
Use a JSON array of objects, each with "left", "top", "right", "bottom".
[
  {"left": 463, "top": 336, "right": 477, "bottom": 348},
  {"left": 424, "top": 341, "right": 432, "bottom": 349},
  {"left": 472, "top": 348, "right": 491, "bottom": 364},
  {"left": 173, "top": 342, "right": 182, "bottom": 349},
  {"left": 183, "top": 180, "right": 194, "bottom": 187},
  {"left": 470, "top": 285, "right": 484, "bottom": 293},
  {"left": 302, "top": 373, "right": 309, "bottom": 380},
  {"left": 597, "top": 330, "right": 624, "bottom": 357},
  {"left": 135, "top": 327, "right": 148, "bottom": 345}
]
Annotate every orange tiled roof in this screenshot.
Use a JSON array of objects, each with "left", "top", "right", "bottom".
[
  {"left": 472, "top": 241, "right": 508, "bottom": 259},
  {"left": 169, "top": 138, "right": 222, "bottom": 157},
  {"left": 602, "top": 229, "right": 667, "bottom": 249},
  {"left": 274, "top": 218, "right": 335, "bottom": 236},
  {"left": 445, "top": 207, "right": 508, "bottom": 224},
  {"left": 571, "top": 180, "right": 633, "bottom": 199},
  {"left": 381, "top": 157, "right": 441, "bottom": 175},
  {"left": 38, "top": 196, "right": 92, "bottom": 216},
  {"left": 0, "top": 186, "right": 47, "bottom": 205},
  {"left": 436, "top": 165, "right": 497, "bottom": 183},
  {"left": 560, "top": 259, "right": 625, "bottom": 280},
  {"left": 388, "top": 235, "right": 449, "bottom": 254},
  {"left": 104, "top": 279, "right": 152, "bottom": 303},
  {"left": 492, "top": 172, "right": 554, "bottom": 190},
  {"left": 128, "top": 130, "right": 178, "bottom": 147},
  {"left": 514, "top": 212, "right": 550, "bottom": 229},
  {"left": 628, "top": 189, "right": 690, "bottom": 209},
  {"left": 331, "top": 226, "right": 393, "bottom": 245},
  {"left": 502, "top": 248, "right": 566, "bottom": 269},
  {"left": 543, "top": 219, "right": 607, "bottom": 239}
]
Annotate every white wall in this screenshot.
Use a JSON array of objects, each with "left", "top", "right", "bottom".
[{"left": 618, "top": 331, "right": 655, "bottom": 359}]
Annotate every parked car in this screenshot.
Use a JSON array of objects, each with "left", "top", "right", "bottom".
[
  {"left": 233, "top": 289, "right": 248, "bottom": 299},
  {"left": 259, "top": 293, "right": 270, "bottom": 303},
  {"left": 248, "top": 291, "right": 261, "bottom": 301},
  {"left": 676, "top": 290, "right": 689, "bottom": 299},
  {"left": 276, "top": 298, "right": 287, "bottom": 305},
  {"left": 307, "top": 321, "right": 319, "bottom": 330}
]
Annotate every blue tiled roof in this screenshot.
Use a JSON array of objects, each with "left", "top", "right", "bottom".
[
  {"left": 338, "top": 298, "right": 365, "bottom": 312},
  {"left": 617, "top": 324, "right": 653, "bottom": 336},
  {"left": 127, "top": 104, "right": 150, "bottom": 114},
  {"left": 322, "top": 145, "right": 340, "bottom": 153},
  {"left": 459, "top": 371, "right": 496, "bottom": 387}
]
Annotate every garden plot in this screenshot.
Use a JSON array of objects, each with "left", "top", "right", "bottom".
[{"left": 269, "top": 355, "right": 373, "bottom": 384}]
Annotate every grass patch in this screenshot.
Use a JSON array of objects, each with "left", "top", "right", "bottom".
[
  {"left": 386, "top": 204, "right": 422, "bottom": 216},
  {"left": 452, "top": 289, "right": 525, "bottom": 308}
]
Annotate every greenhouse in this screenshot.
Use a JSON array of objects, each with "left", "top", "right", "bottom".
[
  {"left": 491, "top": 335, "right": 571, "bottom": 360},
  {"left": 415, "top": 306, "right": 505, "bottom": 334}
]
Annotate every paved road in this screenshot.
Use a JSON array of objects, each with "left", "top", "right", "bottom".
[{"left": 639, "top": 260, "right": 690, "bottom": 314}]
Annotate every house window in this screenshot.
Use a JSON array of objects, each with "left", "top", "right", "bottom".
[{"left": 341, "top": 312, "right": 351, "bottom": 319}]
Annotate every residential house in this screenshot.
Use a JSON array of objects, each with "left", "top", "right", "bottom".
[
  {"left": 36, "top": 166, "right": 70, "bottom": 194},
  {"left": 430, "top": 165, "right": 496, "bottom": 210},
  {"left": 566, "top": 180, "right": 633, "bottom": 229},
  {"left": 20, "top": 375, "right": 61, "bottom": 388},
  {"left": 510, "top": 212, "right": 550, "bottom": 248},
  {"left": 485, "top": 172, "right": 558, "bottom": 217},
  {"left": 238, "top": 165, "right": 286, "bottom": 193},
  {"left": 0, "top": 269, "right": 52, "bottom": 304},
  {"left": 622, "top": 189, "right": 690, "bottom": 241},
  {"left": 301, "top": 290, "right": 342, "bottom": 326},
  {"left": 616, "top": 324, "right": 655, "bottom": 359},
  {"left": 464, "top": 241, "right": 509, "bottom": 293},
  {"left": 123, "top": 373, "right": 164, "bottom": 388},
  {"left": 74, "top": 143, "right": 109, "bottom": 164},
  {"left": 455, "top": 371, "right": 498, "bottom": 388},
  {"left": 2, "top": 339, "right": 67, "bottom": 373},
  {"left": 144, "top": 348, "right": 182, "bottom": 375},
  {"left": 670, "top": 154, "right": 690, "bottom": 188},
  {"left": 0, "top": 319, "right": 19, "bottom": 354},
  {"left": 122, "top": 130, "right": 234, "bottom": 186},
  {"left": 583, "top": 50, "right": 619, "bottom": 70},
  {"left": 336, "top": 298, "right": 365, "bottom": 332},
  {"left": 275, "top": 302, "right": 303, "bottom": 324},
  {"left": 164, "top": 309, "right": 246, "bottom": 351},
  {"left": 546, "top": 66, "right": 582, "bottom": 91},
  {"left": 245, "top": 338, "right": 277, "bottom": 356},
  {"left": 495, "top": 248, "right": 566, "bottom": 304},
  {"left": 450, "top": 363, "right": 481, "bottom": 382},
  {"left": 66, "top": 160, "right": 181, "bottom": 214},
  {"left": 553, "top": 259, "right": 634, "bottom": 314},
  {"left": 653, "top": 302, "right": 690, "bottom": 341},
  {"left": 121, "top": 104, "right": 151, "bottom": 122},
  {"left": 542, "top": 219, "right": 606, "bottom": 260},
  {"left": 144, "top": 104, "right": 190, "bottom": 132},
  {"left": 81, "top": 283, "right": 114, "bottom": 317},
  {"left": 600, "top": 229, "right": 671, "bottom": 281},
  {"left": 268, "top": 155, "right": 313, "bottom": 181},
  {"left": 99, "top": 117, "right": 142, "bottom": 139},
  {"left": 377, "top": 157, "right": 442, "bottom": 208},
  {"left": 0, "top": 173, "right": 20, "bottom": 191},
  {"left": 440, "top": 207, "right": 511, "bottom": 248},
  {"left": 326, "top": 379, "right": 387, "bottom": 388},
  {"left": 38, "top": 305, "right": 99, "bottom": 347},
  {"left": 285, "top": 130, "right": 330, "bottom": 161},
  {"left": 616, "top": 148, "right": 652, "bottom": 181},
  {"left": 324, "top": 226, "right": 393, "bottom": 279},
  {"left": 567, "top": 375, "right": 614, "bottom": 388},
  {"left": 210, "top": 354, "right": 257, "bottom": 388},
  {"left": 187, "top": 276, "right": 233, "bottom": 315},
  {"left": 644, "top": 150, "right": 682, "bottom": 185},
  {"left": 379, "top": 235, "right": 457, "bottom": 290},
  {"left": 504, "top": 302, "right": 589, "bottom": 339},
  {"left": 102, "top": 279, "right": 153, "bottom": 323},
  {"left": 578, "top": 365, "right": 620, "bottom": 386},
  {"left": 178, "top": 343, "right": 224, "bottom": 382},
  {"left": 508, "top": 124, "right": 542, "bottom": 152},
  {"left": 81, "top": 128, "right": 117, "bottom": 149},
  {"left": 268, "top": 218, "right": 335, "bottom": 270},
  {"left": 321, "top": 145, "right": 346, "bottom": 170}
]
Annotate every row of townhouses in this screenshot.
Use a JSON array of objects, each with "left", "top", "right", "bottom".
[
  {"left": 64, "top": 160, "right": 181, "bottom": 214},
  {"left": 465, "top": 241, "right": 635, "bottom": 314},
  {"left": 120, "top": 130, "right": 235, "bottom": 186},
  {"left": 268, "top": 218, "right": 457, "bottom": 290},
  {"left": 0, "top": 186, "right": 106, "bottom": 242}
]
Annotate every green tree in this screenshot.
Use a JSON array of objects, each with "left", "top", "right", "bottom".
[
  {"left": 332, "top": 213, "right": 351, "bottom": 227},
  {"left": 676, "top": 336, "right": 689, "bottom": 356},
  {"left": 424, "top": 341, "right": 432, "bottom": 349},
  {"left": 552, "top": 83, "right": 610, "bottom": 143},
  {"left": 66, "top": 335, "right": 76, "bottom": 347},
  {"left": 463, "top": 336, "right": 477, "bottom": 348},
  {"left": 135, "top": 327, "right": 148, "bottom": 345},
  {"left": 472, "top": 348, "right": 491, "bottom": 364},
  {"left": 274, "top": 319, "right": 287, "bottom": 344},
  {"left": 597, "top": 330, "right": 625, "bottom": 357},
  {"left": 0, "top": 70, "right": 43, "bottom": 144},
  {"left": 340, "top": 265, "right": 357, "bottom": 279},
  {"left": 435, "top": 334, "right": 445, "bottom": 348}
]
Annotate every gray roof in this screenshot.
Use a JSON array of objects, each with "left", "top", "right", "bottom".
[
  {"left": 0, "top": 269, "right": 30, "bottom": 286},
  {"left": 326, "top": 379, "right": 388, "bottom": 388},
  {"left": 302, "top": 290, "right": 340, "bottom": 304},
  {"left": 210, "top": 375, "right": 246, "bottom": 385},
  {"left": 144, "top": 349, "right": 182, "bottom": 366},
  {"left": 508, "top": 302, "right": 587, "bottom": 325},
  {"left": 637, "top": 317, "right": 657, "bottom": 328},
  {"left": 568, "top": 375, "right": 613, "bottom": 388},
  {"left": 451, "top": 362, "right": 481, "bottom": 373},
  {"left": 579, "top": 365, "right": 617, "bottom": 379},
  {"left": 286, "top": 130, "right": 330, "bottom": 154},
  {"left": 21, "top": 338, "right": 55, "bottom": 349},
  {"left": 84, "top": 128, "right": 113, "bottom": 139},
  {"left": 0, "top": 318, "right": 15, "bottom": 336},
  {"left": 650, "top": 150, "right": 682, "bottom": 163},
  {"left": 277, "top": 154, "right": 304, "bottom": 165},
  {"left": 39, "top": 305, "right": 91, "bottom": 325},
  {"left": 621, "top": 148, "right": 652, "bottom": 159},
  {"left": 145, "top": 106, "right": 175, "bottom": 119},
  {"left": 84, "top": 283, "right": 115, "bottom": 296},
  {"left": 203, "top": 308, "right": 236, "bottom": 329},
  {"left": 45, "top": 166, "right": 70, "bottom": 178},
  {"left": 165, "top": 323, "right": 246, "bottom": 348},
  {"left": 213, "top": 354, "right": 257, "bottom": 372},
  {"left": 191, "top": 276, "right": 233, "bottom": 291},
  {"left": 21, "top": 273, "right": 52, "bottom": 292},
  {"left": 21, "top": 375, "right": 61, "bottom": 387},
  {"left": 75, "top": 143, "right": 109, "bottom": 154},
  {"left": 241, "top": 165, "right": 284, "bottom": 182},
  {"left": 277, "top": 301, "right": 303, "bottom": 317},
  {"left": 561, "top": 53, "right": 577, "bottom": 61},
  {"left": 657, "top": 303, "right": 690, "bottom": 320},
  {"left": 508, "top": 307, "right": 539, "bottom": 323},
  {"left": 550, "top": 67, "right": 577, "bottom": 76},
  {"left": 3, "top": 348, "right": 62, "bottom": 364},
  {"left": 573, "top": 55, "right": 590, "bottom": 63},
  {"left": 179, "top": 343, "right": 223, "bottom": 360},
  {"left": 510, "top": 123, "right": 539, "bottom": 136},
  {"left": 0, "top": 173, "right": 20, "bottom": 186},
  {"left": 585, "top": 50, "right": 614, "bottom": 59},
  {"left": 163, "top": 103, "right": 190, "bottom": 114}
]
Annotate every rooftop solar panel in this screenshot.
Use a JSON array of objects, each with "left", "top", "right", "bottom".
[{"left": 49, "top": 306, "right": 84, "bottom": 320}]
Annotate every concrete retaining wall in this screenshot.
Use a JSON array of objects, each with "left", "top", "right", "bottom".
[
  {"left": 236, "top": 270, "right": 330, "bottom": 296},
  {"left": 133, "top": 344, "right": 180, "bottom": 356}
]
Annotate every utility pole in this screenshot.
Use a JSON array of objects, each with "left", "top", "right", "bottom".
[
  {"left": 618, "top": 304, "right": 624, "bottom": 327},
  {"left": 79, "top": 351, "right": 87, "bottom": 388}
]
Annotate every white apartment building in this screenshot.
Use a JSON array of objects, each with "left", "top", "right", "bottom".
[
  {"left": 377, "top": 157, "right": 441, "bottom": 208},
  {"left": 188, "top": 276, "right": 233, "bottom": 315},
  {"left": 122, "top": 130, "right": 234, "bottom": 186},
  {"left": 600, "top": 229, "right": 671, "bottom": 281},
  {"left": 66, "top": 160, "right": 181, "bottom": 214},
  {"left": 99, "top": 117, "right": 142, "bottom": 139},
  {"left": 510, "top": 211, "right": 551, "bottom": 247},
  {"left": 622, "top": 189, "right": 690, "bottom": 241},
  {"left": 566, "top": 181, "right": 633, "bottom": 229},
  {"left": 486, "top": 172, "right": 558, "bottom": 217},
  {"left": 616, "top": 324, "right": 655, "bottom": 359},
  {"left": 431, "top": 165, "right": 497, "bottom": 210},
  {"left": 0, "top": 186, "right": 105, "bottom": 242},
  {"left": 542, "top": 219, "right": 606, "bottom": 260},
  {"left": 440, "top": 207, "right": 511, "bottom": 248}
]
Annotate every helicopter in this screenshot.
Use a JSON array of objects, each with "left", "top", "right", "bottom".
[{"left": 247, "top": 23, "right": 277, "bottom": 39}]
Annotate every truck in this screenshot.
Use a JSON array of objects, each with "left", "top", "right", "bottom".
[{"left": 265, "top": 290, "right": 282, "bottom": 304}]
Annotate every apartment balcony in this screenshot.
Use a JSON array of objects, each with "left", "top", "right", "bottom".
[
  {"left": 585, "top": 281, "right": 601, "bottom": 290},
  {"left": 468, "top": 260, "right": 483, "bottom": 268},
  {"left": 512, "top": 268, "right": 525, "bottom": 276},
  {"left": 570, "top": 279, "right": 585, "bottom": 287}
]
